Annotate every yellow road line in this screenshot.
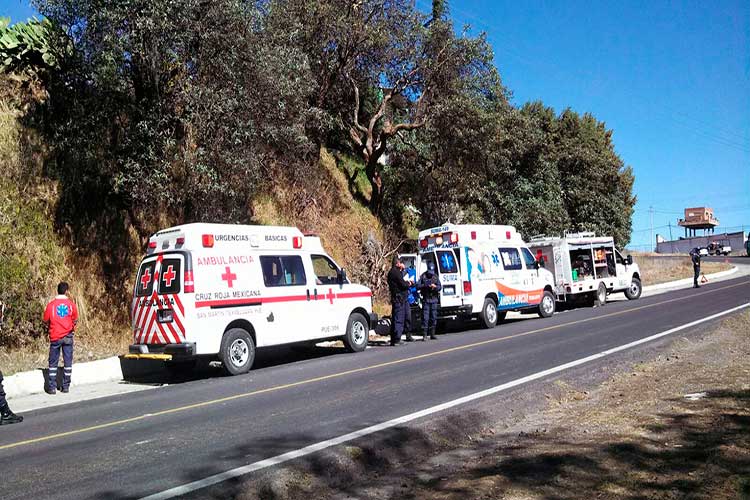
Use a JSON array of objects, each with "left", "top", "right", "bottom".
[{"left": 2, "top": 279, "right": 748, "bottom": 452}]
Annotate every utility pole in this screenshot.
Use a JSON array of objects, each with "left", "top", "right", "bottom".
[{"left": 649, "top": 206, "right": 654, "bottom": 252}]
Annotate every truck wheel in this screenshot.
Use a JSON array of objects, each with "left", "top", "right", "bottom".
[
  {"left": 537, "top": 290, "right": 555, "bottom": 318},
  {"left": 220, "top": 328, "right": 255, "bottom": 375},
  {"left": 624, "top": 277, "right": 642, "bottom": 300},
  {"left": 479, "top": 298, "right": 498, "bottom": 329},
  {"left": 343, "top": 312, "right": 368, "bottom": 353},
  {"left": 594, "top": 283, "right": 607, "bottom": 307}
]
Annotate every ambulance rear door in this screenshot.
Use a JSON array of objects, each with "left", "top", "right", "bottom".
[
  {"left": 435, "top": 249, "right": 462, "bottom": 308},
  {"left": 132, "top": 253, "right": 189, "bottom": 346}
]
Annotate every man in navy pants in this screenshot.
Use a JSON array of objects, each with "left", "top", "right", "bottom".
[
  {"left": 387, "top": 257, "right": 412, "bottom": 346},
  {"left": 418, "top": 262, "right": 442, "bottom": 340},
  {"left": 0, "top": 369, "right": 23, "bottom": 425},
  {"left": 43, "top": 282, "right": 78, "bottom": 394}
]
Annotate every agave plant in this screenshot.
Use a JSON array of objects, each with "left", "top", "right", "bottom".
[{"left": 0, "top": 16, "right": 72, "bottom": 77}]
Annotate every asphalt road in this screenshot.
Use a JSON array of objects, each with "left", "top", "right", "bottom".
[{"left": 1, "top": 273, "right": 749, "bottom": 500}]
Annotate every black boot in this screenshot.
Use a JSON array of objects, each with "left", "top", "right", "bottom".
[
  {"left": 429, "top": 328, "right": 437, "bottom": 340},
  {"left": 0, "top": 406, "right": 23, "bottom": 425},
  {"left": 421, "top": 331, "right": 428, "bottom": 341},
  {"left": 405, "top": 333, "right": 414, "bottom": 342}
]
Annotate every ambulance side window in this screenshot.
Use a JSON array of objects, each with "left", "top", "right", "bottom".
[
  {"left": 498, "top": 247, "right": 523, "bottom": 271},
  {"left": 260, "top": 256, "right": 307, "bottom": 287},
  {"left": 311, "top": 254, "right": 339, "bottom": 285},
  {"left": 159, "top": 258, "right": 181, "bottom": 294},
  {"left": 136, "top": 261, "right": 157, "bottom": 297},
  {"left": 520, "top": 248, "right": 536, "bottom": 269}
]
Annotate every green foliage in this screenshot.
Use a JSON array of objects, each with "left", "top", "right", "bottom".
[{"left": 0, "top": 16, "right": 71, "bottom": 78}]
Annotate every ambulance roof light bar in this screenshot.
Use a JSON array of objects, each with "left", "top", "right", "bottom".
[
  {"left": 292, "top": 236, "right": 303, "bottom": 249},
  {"left": 148, "top": 240, "right": 157, "bottom": 249},
  {"left": 202, "top": 234, "right": 214, "bottom": 248}
]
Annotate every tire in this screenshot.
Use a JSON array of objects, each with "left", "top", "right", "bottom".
[
  {"left": 594, "top": 282, "right": 607, "bottom": 307},
  {"left": 624, "top": 277, "right": 642, "bottom": 300},
  {"left": 220, "top": 328, "right": 255, "bottom": 375},
  {"left": 537, "top": 290, "right": 556, "bottom": 318},
  {"left": 479, "top": 298, "right": 498, "bottom": 329},
  {"left": 343, "top": 312, "right": 368, "bottom": 353}
]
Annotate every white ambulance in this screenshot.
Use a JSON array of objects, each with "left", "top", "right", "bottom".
[
  {"left": 126, "top": 223, "right": 376, "bottom": 375},
  {"left": 417, "top": 224, "right": 557, "bottom": 328}
]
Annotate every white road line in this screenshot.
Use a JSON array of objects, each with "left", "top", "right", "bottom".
[{"left": 141, "top": 302, "right": 750, "bottom": 500}]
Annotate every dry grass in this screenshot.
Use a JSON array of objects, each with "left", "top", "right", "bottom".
[{"left": 633, "top": 252, "right": 733, "bottom": 285}]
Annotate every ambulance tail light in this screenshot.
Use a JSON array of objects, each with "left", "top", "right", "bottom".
[
  {"left": 184, "top": 270, "right": 195, "bottom": 293},
  {"left": 463, "top": 281, "right": 472, "bottom": 295},
  {"left": 419, "top": 239, "right": 428, "bottom": 249},
  {"left": 202, "top": 234, "right": 214, "bottom": 248},
  {"left": 292, "top": 236, "right": 303, "bottom": 249},
  {"left": 450, "top": 232, "right": 459, "bottom": 244},
  {"left": 148, "top": 240, "right": 157, "bottom": 249},
  {"left": 176, "top": 236, "right": 185, "bottom": 245}
]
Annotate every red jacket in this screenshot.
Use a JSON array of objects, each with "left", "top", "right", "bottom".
[{"left": 43, "top": 295, "right": 79, "bottom": 342}]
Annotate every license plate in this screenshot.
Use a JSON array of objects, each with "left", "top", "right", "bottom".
[{"left": 443, "top": 285, "right": 455, "bottom": 296}]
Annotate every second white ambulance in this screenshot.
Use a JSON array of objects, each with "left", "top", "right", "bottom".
[
  {"left": 417, "top": 224, "right": 557, "bottom": 328},
  {"left": 127, "top": 223, "right": 375, "bottom": 375}
]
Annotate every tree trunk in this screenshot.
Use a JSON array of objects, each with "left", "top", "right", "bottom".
[{"left": 366, "top": 159, "right": 383, "bottom": 214}]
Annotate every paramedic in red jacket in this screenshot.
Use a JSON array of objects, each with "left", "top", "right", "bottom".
[{"left": 43, "top": 282, "right": 78, "bottom": 394}]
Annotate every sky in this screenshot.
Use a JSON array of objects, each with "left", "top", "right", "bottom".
[{"left": 4, "top": 0, "right": 750, "bottom": 250}]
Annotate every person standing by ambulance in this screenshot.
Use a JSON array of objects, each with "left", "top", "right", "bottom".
[
  {"left": 0, "top": 369, "right": 23, "bottom": 425},
  {"left": 43, "top": 282, "right": 78, "bottom": 394},
  {"left": 387, "top": 257, "right": 412, "bottom": 345},
  {"left": 418, "top": 262, "right": 441, "bottom": 340}
]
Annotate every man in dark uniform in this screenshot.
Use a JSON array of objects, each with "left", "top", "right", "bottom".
[
  {"left": 418, "top": 261, "right": 442, "bottom": 340},
  {"left": 690, "top": 248, "right": 701, "bottom": 288},
  {"left": 0, "top": 369, "right": 23, "bottom": 425},
  {"left": 387, "top": 256, "right": 412, "bottom": 345}
]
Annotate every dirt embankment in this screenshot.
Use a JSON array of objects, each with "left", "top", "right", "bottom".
[{"left": 202, "top": 310, "right": 750, "bottom": 500}]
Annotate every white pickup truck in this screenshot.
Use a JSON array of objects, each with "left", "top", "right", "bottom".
[{"left": 528, "top": 232, "right": 642, "bottom": 307}]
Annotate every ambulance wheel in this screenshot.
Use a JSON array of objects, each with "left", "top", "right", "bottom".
[
  {"left": 479, "top": 298, "right": 498, "bottom": 329},
  {"left": 343, "top": 312, "right": 369, "bottom": 353},
  {"left": 625, "top": 277, "right": 642, "bottom": 300},
  {"left": 220, "top": 328, "right": 255, "bottom": 375},
  {"left": 594, "top": 283, "right": 607, "bottom": 307},
  {"left": 537, "top": 290, "right": 556, "bottom": 318}
]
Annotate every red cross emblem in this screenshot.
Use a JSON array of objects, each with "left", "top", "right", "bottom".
[
  {"left": 536, "top": 249, "right": 548, "bottom": 262},
  {"left": 221, "top": 266, "right": 237, "bottom": 288},
  {"left": 140, "top": 268, "right": 152, "bottom": 290},
  {"left": 162, "top": 265, "right": 176, "bottom": 287},
  {"left": 326, "top": 288, "right": 336, "bottom": 304}
]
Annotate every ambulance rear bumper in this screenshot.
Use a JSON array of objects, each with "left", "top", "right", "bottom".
[
  {"left": 437, "top": 305, "right": 473, "bottom": 320},
  {"left": 128, "top": 343, "right": 196, "bottom": 359}
]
